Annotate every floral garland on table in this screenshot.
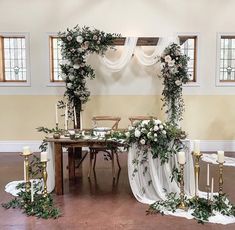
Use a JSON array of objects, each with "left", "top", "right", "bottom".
[
  {"left": 158, "top": 43, "right": 190, "bottom": 125},
  {"left": 58, "top": 26, "right": 119, "bottom": 118}
]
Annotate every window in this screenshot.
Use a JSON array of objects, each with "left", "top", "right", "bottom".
[
  {"left": 219, "top": 36, "right": 235, "bottom": 82},
  {"left": 49, "top": 36, "right": 63, "bottom": 82},
  {"left": 179, "top": 36, "right": 197, "bottom": 82},
  {"left": 0, "top": 35, "right": 28, "bottom": 82}
]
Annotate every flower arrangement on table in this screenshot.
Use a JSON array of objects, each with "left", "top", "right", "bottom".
[{"left": 158, "top": 43, "right": 190, "bottom": 125}]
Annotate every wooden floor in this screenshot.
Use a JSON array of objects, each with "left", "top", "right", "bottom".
[{"left": 0, "top": 152, "right": 235, "bottom": 230}]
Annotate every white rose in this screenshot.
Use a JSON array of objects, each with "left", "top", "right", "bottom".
[
  {"left": 67, "top": 35, "right": 72, "bottom": 41},
  {"left": 61, "top": 74, "right": 67, "bottom": 80},
  {"left": 154, "top": 138, "right": 158, "bottom": 142},
  {"left": 154, "top": 119, "right": 162, "bottom": 125},
  {"left": 69, "top": 75, "right": 75, "bottom": 81},
  {"left": 154, "top": 133, "right": 158, "bottom": 137},
  {"left": 147, "top": 132, "right": 151, "bottom": 138},
  {"left": 142, "top": 120, "right": 149, "bottom": 126},
  {"left": 154, "top": 125, "right": 159, "bottom": 131},
  {"left": 140, "top": 139, "right": 146, "bottom": 145},
  {"left": 164, "top": 55, "right": 172, "bottom": 63},
  {"left": 175, "top": 80, "right": 182, "bottom": 86},
  {"left": 125, "top": 132, "right": 130, "bottom": 138},
  {"left": 134, "top": 129, "right": 141, "bottom": 138},
  {"left": 73, "top": 64, "right": 80, "bottom": 69},
  {"left": 162, "top": 130, "right": 167, "bottom": 135},
  {"left": 67, "top": 83, "right": 72, "bottom": 89},
  {"left": 76, "top": 36, "right": 83, "bottom": 43},
  {"left": 168, "top": 60, "right": 175, "bottom": 67},
  {"left": 159, "top": 125, "right": 164, "bottom": 130},
  {"left": 128, "top": 126, "right": 134, "bottom": 131},
  {"left": 141, "top": 128, "right": 146, "bottom": 133}
]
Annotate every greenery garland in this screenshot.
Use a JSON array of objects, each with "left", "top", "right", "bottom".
[
  {"left": 58, "top": 25, "right": 119, "bottom": 118},
  {"left": 2, "top": 156, "right": 61, "bottom": 219},
  {"left": 158, "top": 43, "right": 190, "bottom": 125}
]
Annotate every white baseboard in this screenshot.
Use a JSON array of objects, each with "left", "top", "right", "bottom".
[{"left": 0, "top": 140, "right": 234, "bottom": 153}]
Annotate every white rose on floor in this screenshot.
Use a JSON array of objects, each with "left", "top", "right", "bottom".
[
  {"left": 69, "top": 75, "right": 75, "bottom": 81},
  {"left": 140, "top": 139, "right": 146, "bottom": 145},
  {"left": 76, "top": 36, "right": 83, "bottom": 43},
  {"left": 154, "top": 125, "right": 159, "bottom": 131},
  {"left": 67, "top": 83, "right": 72, "bottom": 89},
  {"left": 175, "top": 80, "right": 182, "bottom": 86},
  {"left": 134, "top": 129, "right": 141, "bottom": 137},
  {"left": 159, "top": 125, "right": 164, "bottom": 130},
  {"left": 168, "top": 60, "right": 175, "bottom": 67},
  {"left": 125, "top": 132, "right": 130, "bottom": 138},
  {"left": 162, "top": 130, "right": 167, "bottom": 135},
  {"left": 164, "top": 55, "right": 172, "bottom": 63},
  {"left": 73, "top": 64, "right": 80, "bottom": 69}
]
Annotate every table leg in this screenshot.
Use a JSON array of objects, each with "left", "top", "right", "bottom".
[
  {"left": 68, "top": 147, "right": 75, "bottom": 180},
  {"left": 54, "top": 142, "right": 64, "bottom": 195}
]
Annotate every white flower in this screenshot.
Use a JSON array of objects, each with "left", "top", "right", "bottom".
[
  {"left": 70, "top": 48, "right": 76, "bottom": 53},
  {"left": 175, "top": 80, "right": 182, "bottom": 86},
  {"left": 82, "top": 41, "right": 89, "bottom": 50},
  {"left": 140, "top": 139, "right": 146, "bottom": 145},
  {"left": 77, "top": 48, "right": 83, "bottom": 53},
  {"left": 67, "top": 35, "right": 72, "bottom": 41},
  {"left": 76, "top": 36, "right": 83, "bottom": 43},
  {"left": 73, "top": 64, "right": 80, "bottom": 69},
  {"left": 154, "top": 119, "right": 162, "bottom": 125},
  {"left": 61, "top": 74, "right": 67, "bottom": 80},
  {"left": 141, "top": 128, "right": 146, "bottom": 133},
  {"left": 93, "top": 35, "right": 98, "bottom": 40},
  {"left": 134, "top": 129, "right": 141, "bottom": 138},
  {"left": 171, "top": 68, "right": 179, "bottom": 74},
  {"left": 147, "top": 132, "right": 151, "bottom": 138},
  {"left": 159, "top": 125, "right": 164, "bottom": 130},
  {"left": 153, "top": 125, "right": 159, "bottom": 131},
  {"left": 164, "top": 55, "right": 172, "bottom": 63},
  {"left": 162, "top": 130, "right": 167, "bottom": 135},
  {"left": 154, "top": 133, "right": 158, "bottom": 137},
  {"left": 125, "top": 132, "right": 130, "bottom": 138},
  {"left": 128, "top": 126, "right": 134, "bottom": 131},
  {"left": 67, "top": 83, "right": 72, "bottom": 89},
  {"left": 69, "top": 75, "right": 75, "bottom": 81},
  {"left": 61, "top": 60, "right": 70, "bottom": 65},
  {"left": 168, "top": 60, "right": 175, "bottom": 67},
  {"left": 154, "top": 138, "right": 158, "bottom": 142},
  {"left": 142, "top": 120, "right": 149, "bottom": 126}
]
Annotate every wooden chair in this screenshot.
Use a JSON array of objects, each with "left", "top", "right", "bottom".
[
  {"left": 88, "top": 116, "right": 121, "bottom": 179},
  {"left": 129, "top": 115, "right": 158, "bottom": 125}
]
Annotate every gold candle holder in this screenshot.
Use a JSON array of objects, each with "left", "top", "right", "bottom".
[
  {"left": 218, "top": 161, "right": 224, "bottom": 196},
  {"left": 206, "top": 185, "right": 210, "bottom": 204},
  {"left": 21, "top": 152, "right": 32, "bottom": 193},
  {"left": 178, "top": 163, "right": 187, "bottom": 210},
  {"left": 192, "top": 151, "right": 202, "bottom": 197},
  {"left": 41, "top": 160, "right": 49, "bottom": 198}
]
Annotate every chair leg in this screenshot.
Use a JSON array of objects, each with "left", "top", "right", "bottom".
[
  {"left": 88, "top": 152, "right": 93, "bottom": 178},
  {"left": 115, "top": 152, "right": 121, "bottom": 170},
  {"left": 111, "top": 151, "right": 115, "bottom": 179}
]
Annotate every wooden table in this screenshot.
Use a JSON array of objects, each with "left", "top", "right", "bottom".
[{"left": 46, "top": 138, "right": 122, "bottom": 195}]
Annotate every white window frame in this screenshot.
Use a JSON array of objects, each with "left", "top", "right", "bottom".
[
  {"left": 46, "top": 33, "right": 65, "bottom": 87},
  {"left": 216, "top": 32, "right": 235, "bottom": 87},
  {"left": 0, "top": 32, "right": 31, "bottom": 87},
  {"left": 177, "top": 33, "right": 200, "bottom": 87}
]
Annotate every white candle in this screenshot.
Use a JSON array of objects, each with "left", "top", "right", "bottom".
[
  {"left": 178, "top": 151, "right": 185, "bottom": 164},
  {"left": 41, "top": 152, "right": 47, "bottom": 162},
  {"left": 206, "top": 164, "right": 210, "bottom": 186},
  {"left": 217, "top": 151, "right": 224, "bottom": 163},
  {"left": 74, "top": 106, "right": 77, "bottom": 127},
  {"left": 55, "top": 103, "right": 58, "bottom": 124},
  {"left": 210, "top": 177, "right": 214, "bottom": 200},
  {"left": 194, "top": 140, "right": 200, "bottom": 153},
  {"left": 80, "top": 111, "right": 83, "bottom": 130},
  {"left": 31, "top": 181, "right": 34, "bottom": 202},
  {"left": 24, "top": 161, "right": 26, "bottom": 181},
  {"left": 22, "top": 146, "right": 30, "bottom": 155},
  {"left": 65, "top": 104, "right": 68, "bottom": 130}
]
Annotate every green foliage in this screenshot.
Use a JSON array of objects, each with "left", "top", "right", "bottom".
[{"left": 158, "top": 43, "right": 190, "bottom": 125}]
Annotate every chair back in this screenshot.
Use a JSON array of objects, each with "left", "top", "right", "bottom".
[
  {"left": 92, "top": 116, "right": 121, "bottom": 130},
  {"left": 129, "top": 116, "right": 157, "bottom": 126}
]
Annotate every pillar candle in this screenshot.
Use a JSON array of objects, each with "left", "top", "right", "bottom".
[
  {"left": 55, "top": 103, "right": 58, "bottom": 124},
  {"left": 23, "top": 146, "right": 30, "bottom": 155},
  {"left": 210, "top": 177, "right": 214, "bottom": 201},
  {"left": 206, "top": 164, "right": 210, "bottom": 186},
  {"left": 41, "top": 152, "right": 47, "bottom": 162},
  {"left": 74, "top": 106, "right": 77, "bottom": 127},
  {"left": 194, "top": 140, "right": 200, "bottom": 153},
  {"left": 217, "top": 151, "right": 224, "bottom": 163},
  {"left": 80, "top": 111, "right": 83, "bottom": 130},
  {"left": 31, "top": 181, "right": 34, "bottom": 202},
  {"left": 178, "top": 151, "right": 185, "bottom": 164}
]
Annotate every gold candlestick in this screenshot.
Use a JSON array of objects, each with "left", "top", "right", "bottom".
[
  {"left": 218, "top": 162, "right": 224, "bottom": 196},
  {"left": 178, "top": 163, "right": 187, "bottom": 210},
  {"left": 192, "top": 151, "right": 202, "bottom": 197},
  {"left": 41, "top": 160, "right": 49, "bottom": 198},
  {"left": 206, "top": 185, "right": 210, "bottom": 204},
  {"left": 21, "top": 153, "right": 32, "bottom": 193}
]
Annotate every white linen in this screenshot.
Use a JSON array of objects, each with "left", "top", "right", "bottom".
[{"left": 202, "top": 153, "right": 235, "bottom": 167}]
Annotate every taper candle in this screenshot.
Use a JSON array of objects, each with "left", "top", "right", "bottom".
[
  {"left": 55, "top": 103, "right": 58, "bottom": 124},
  {"left": 41, "top": 152, "right": 47, "bottom": 162},
  {"left": 178, "top": 151, "right": 186, "bottom": 164},
  {"left": 31, "top": 181, "right": 34, "bottom": 202},
  {"left": 74, "top": 106, "right": 77, "bottom": 127},
  {"left": 206, "top": 164, "right": 210, "bottom": 186},
  {"left": 210, "top": 177, "right": 214, "bottom": 200},
  {"left": 194, "top": 140, "right": 200, "bottom": 153},
  {"left": 217, "top": 151, "right": 224, "bottom": 163}
]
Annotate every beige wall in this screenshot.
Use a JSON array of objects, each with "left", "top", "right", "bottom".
[
  {"left": 0, "top": 95, "right": 234, "bottom": 140},
  {"left": 0, "top": 0, "right": 235, "bottom": 142}
]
